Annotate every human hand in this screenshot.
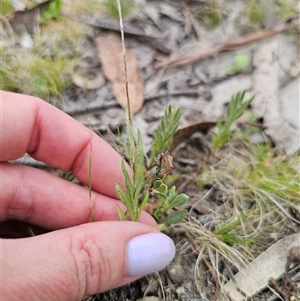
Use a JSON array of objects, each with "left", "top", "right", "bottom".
[{"left": 0, "top": 91, "right": 175, "bottom": 301}]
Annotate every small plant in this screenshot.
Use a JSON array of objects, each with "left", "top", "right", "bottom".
[
  {"left": 41, "top": 0, "right": 63, "bottom": 21},
  {"left": 115, "top": 111, "right": 149, "bottom": 222},
  {"left": 196, "top": 1, "right": 224, "bottom": 29},
  {"left": 116, "top": 107, "right": 189, "bottom": 227},
  {"left": 212, "top": 90, "right": 254, "bottom": 150},
  {"left": 0, "top": 0, "right": 12, "bottom": 16},
  {"left": 226, "top": 54, "right": 249, "bottom": 76},
  {"left": 148, "top": 105, "right": 182, "bottom": 168},
  {"left": 150, "top": 178, "right": 188, "bottom": 226},
  {"left": 0, "top": 49, "right": 76, "bottom": 100},
  {"left": 213, "top": 214, "right": 259, "bottom": 247},
  {"left": 145, "top": 108, "right": 189, "bottom": 226},
  {"left": 0, "top": 13, "right": 84, "bottom": 100},
  {"left": 113, "top": 0, "right": 188, "bottom": 228},
  {"left": 247, "top": 0, "right": 266, "bottom": 25}
]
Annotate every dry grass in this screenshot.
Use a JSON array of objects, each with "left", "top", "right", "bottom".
[
  {"left": 169, "top": 141, "right": 300, "bottom": 299},
  {"left": 0, "top": 13, "right": 86, "bottom": 101}
]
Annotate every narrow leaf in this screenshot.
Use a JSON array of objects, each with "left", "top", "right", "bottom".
[
  {"left": 88, "top": 127, "right": 95, "bottom": 222},
  {"left": 121, "top": 158, "right": 133, "bottom": 201},
  {"left": 116, "top": 184, "right": 134, "bottom": 218},
  {"left": 117, "top": 205, "right": 128, "bottom": 221},
  {"left": 138, "top": 189, "right": 149, "bottom": 216}
]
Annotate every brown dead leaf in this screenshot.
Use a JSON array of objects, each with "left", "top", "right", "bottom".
[
  {"left": 155, "top": 150, "right": 174, "bottom": 178},
  {"left": 170, "top": 121, "right": 216, "bottom": 152},
  {"left": 95, "top": 35, "right": 144, "bottom": 114}
]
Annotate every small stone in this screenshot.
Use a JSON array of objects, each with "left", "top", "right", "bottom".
[
  {"left": 176, "top": 286, "right": 185, "bottom": 294},
  {"left": 167, "top": 263, "right": 185, "bottom": 284}
]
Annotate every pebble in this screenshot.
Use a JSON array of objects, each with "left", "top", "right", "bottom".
[{"left": 167, "top": 263, "right": 185, "bottom": 284}]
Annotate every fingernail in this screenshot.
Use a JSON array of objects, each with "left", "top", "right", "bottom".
[{"left": 126, "top": 232, "right": 175, "bottom": 277}]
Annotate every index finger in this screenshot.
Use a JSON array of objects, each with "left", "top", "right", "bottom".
[{"left": 0, "top": 90, "right": 125, "bottom": 198}]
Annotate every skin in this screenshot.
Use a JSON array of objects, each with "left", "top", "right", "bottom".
[{"left": 0, "top": 91, "right": 157, "bottom": 301}]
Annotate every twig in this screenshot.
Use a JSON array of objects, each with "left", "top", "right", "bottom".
[{"left": 156, "top": 13, "right": 300, "bottom": 68}]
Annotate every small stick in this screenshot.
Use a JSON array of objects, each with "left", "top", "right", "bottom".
[{"left": 156, "top": 12, "right": 299, "bottom": 68}]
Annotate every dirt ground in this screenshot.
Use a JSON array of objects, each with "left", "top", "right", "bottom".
[{"left": 4, "top": 0, "right": 300, "bottom": 300}]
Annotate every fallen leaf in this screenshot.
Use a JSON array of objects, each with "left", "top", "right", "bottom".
[
  {"left": 221, "top": 233, "right": 300, "bottom": 301},
  {"left": 169, "top": 121, "right": 216, "bottom": 152},
  {"left": 96, "top": 35, "right": 144, "bottom": 114}
]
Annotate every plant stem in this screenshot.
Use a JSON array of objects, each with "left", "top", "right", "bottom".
[{"left": 116, "top": 0, "right": 132, "bottom": 123}]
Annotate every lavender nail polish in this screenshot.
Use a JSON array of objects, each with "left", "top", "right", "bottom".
[{"left": 126, "top": 232, "right": 175, "bottom": 277}]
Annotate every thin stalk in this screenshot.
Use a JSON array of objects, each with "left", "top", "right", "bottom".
[
  {"left": 116, "top": 0, "right": 132, "bottom": 123},
  {"left": 88, "top": 122, "right": 95, "bottom": 222}
]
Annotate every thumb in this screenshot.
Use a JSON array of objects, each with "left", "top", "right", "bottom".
[{"left": 2, "top": 222, "right": 175, "bottom": 301}]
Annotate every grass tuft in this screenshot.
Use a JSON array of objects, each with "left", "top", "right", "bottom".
[
  {"left": 174, "top": 140, "right": 300, "bottom": 298},
  {"left": 1, "top": 7, "right": 87, "bottom": 101}
]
